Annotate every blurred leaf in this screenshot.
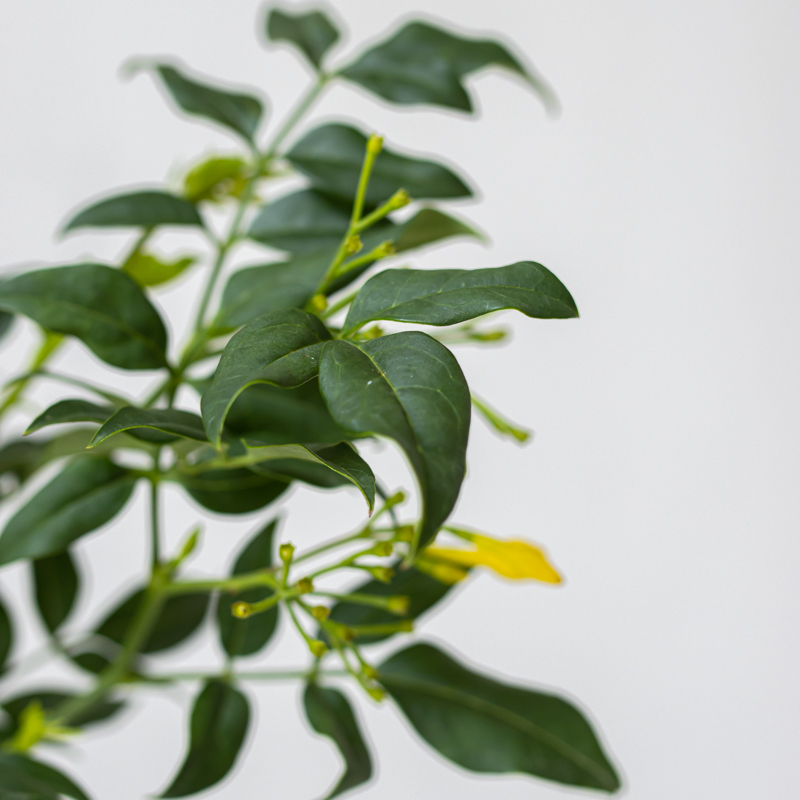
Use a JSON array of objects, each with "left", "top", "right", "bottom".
[
  {"left": 0, "top": 264, "right": 169, "bottom": 370},
  {"left": 341, "top": 21, "right": 558, "bottom": 114},
  {"left": 149, "top": 64, "right": 264, "bottom": 144},
  {"left": 161, "top": 680, "right": 250, "bottom": 798},
  {"left": 319, "top": 333, "right": 470, "bottom": 556},
  {"left": 123, "top": 252, "right": 196, "bottom": 288},
  {"left": 32, "top": 551, "right": 79, "bottom": 634},
  {"left": 68, "top": 647, "right": 114, "bottom": 676},
  {"left": 286, "top": 123, "right": 471, "bottom": 206},
  {"left": 344, "top": 262, "right": 578, "bottom": 334},
  {"left": 392, "top": 207, "right": 481, "bottom": 253},
  {"left": 216, "top": 519, "right": 278, "bottom": 657},
  {"left": 0, "top": 752, "right": 91, "bottom": 800},
  {"left": 89, "top": 407, "right": 207, "bottom": 448},
  {"left": 201, "top": 308, "right": 331, "bottom": 446},
  {"left": 0, "top": 458, "right": 136, "bottom": 566},
  {"left": 63, "top": 191, "right": 202, "bottom": 232},
  {"left": 0, "top": 691, "right": 124, "bottom": 738},
  {"left": 25, "top": 400, "right": 115, "bottom": 436},
  {"left": 303, "top": 683, "right": 372, "bottom": 799},
  {"left": 0, "top": 591, "right": 13, "bottom": 674},
  {"left": 471, "top": 395, "right": 530, "bottom": 443},
  {"left": 96, "top": 589, "right": 209, "bottom": 655},
  {"left": 176, "top": 467, "right": 290, "bottom": 515},
  {"left": 379, "top": 643, "right": 621, "bottom": 792},
  {"left": 266, "top": 7, "right": 340, "bottom": 69},
  {"left": 0, "top": 311, "right": 13, "bottom": 344},
  {"left": 183, "top": 156, "right": 247, "bottom": 203}
]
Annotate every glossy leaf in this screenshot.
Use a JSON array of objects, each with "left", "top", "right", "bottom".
[
  {"left": 151, "top": 64, "right": 264, "bottom": 144},
  {"left": 303, "top": 683, "right": 372, "bottom": 799},
  {"left": 326, "top": 561, "right": 459, "bottom": 645},
  {"left": 0, "top": 264, "right": 169, "bottom": 370},
  {"left": 216, "top": 519, "right": 278, "bottom": 657},
  {"left": 0, "top": 458, "right": 136, "bottom": 565},
  {"left": 319, "top": 332, "right": 470, "bottom": 555},
  {"left": 96, "top": 589, "right": 209, "bottom": 654},
  {"left": 0, "top": 691, "right": 123, "bottom": 737},
  {"left": 0, "top": 591, "right": 12, "bottom": 673},
  {"left": 161, "top": 680, "right": 250, "bottom": 798},
  {"left": 25, "top": 400, "right": 115, "bottom": 435},
  {"left": 266, "top": 8, "right": 340, "bottom": 69},
  {"left": 64, "top": 190, "right": 202, "bottom": 232},
  {"left": 123, "top": 252, "right": 196, "bottom": 288},
  {"left": 0, "top": 310, "right": 13, "bottom": 343},
  {"left": 89, "top": 407, "right": 207, "bottom": 448},
  {"left": 201, "top": 308, "right": 332, "bottom": 446},
  {"left": 0, "top": 753, "right": 90, "bottom": 800},
  {"left": 379, "top": 643, "right": 620, "bottom": 792},
  {"left": 32, "top": 551, "right": 79, "bottom": 634},
  {"left": 286, "top": 123, "right": 471, "bottom": 206},
  {"left": 344, "top": 262, "right": 578, "bottom": 334},
  {"left": 183, "top": 156, "right": 247, "bottom": 203},
  {"left": 341, "top": 21, "right": 558, "bottom": 114},
  {"left": 177, "top": 467, "right": 290, "bottom": 515}
]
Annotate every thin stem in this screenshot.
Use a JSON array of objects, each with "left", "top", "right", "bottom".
[
  {"left": 292, "top": 529, "right": 369, "bottom": 566},
  {"left": 3, "top": 369, "right": 130, "bottom": 406},
  {"left": 0, "top": 331, "right": 64, "bottom": 422},
  {"left": 149, "top": 478, "right": 161, "bottom": 570},
  {"left": 319, "top": 287, "right": 361, "bottom": 320},
  {"left": 164, "top": 568, "right": 280, "bottom": 595},
  {"left": 141, "top": 668, "right": 348, "bottom": 683},
  {"left": 263, "top": 75, "right": 329, "bottom": 159}
]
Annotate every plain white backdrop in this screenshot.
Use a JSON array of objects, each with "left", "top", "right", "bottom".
[{"left": 1, "top": 1, "right": 798, "bottom": 798}]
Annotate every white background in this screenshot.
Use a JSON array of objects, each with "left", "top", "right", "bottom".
[{"left": 1, "top": 1, "right": 798, "bottom": 798}]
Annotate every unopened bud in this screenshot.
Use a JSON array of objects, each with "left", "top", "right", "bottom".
[
  {"left": 366, "top": 133, "right": 384, "bottom": 155},
  {"left": 367, "top": 686, "right": 386, "bottom": 702},
  {"left": 385, "top": 491, "right": 405, "bottom": 507},
  {"left": 371, "top": 567, "right": 394, "bottom": 584},
  {"left": 296, "top": 577, "right": 314, "bottom": 593},
  {"left": 309, "top": 294, "right": 327, "bottom": 313},
  {"left": 346, "top": 234, "right": 363, "bottom": 254},
  {"left": 309, "top": 639, "right": 328, "bottom": 658},
  {"left": 374, "top": 241, "right": 396, "bottom": 259},
  {"left": 388, "top": 188, "right": 411, "bottom": 210},
  {"left": 231, "top": 601, "right": 252, "bottom": 619},
  {"left": 362, "top": 664, "right": 379, "bottom": 681},
  {"left": 279, "top": 542, "right": 295, "bottom": 563},
  {"left": 394, "top": 525, "right": 415, "bottom": 543},
  {"left": 311, "top": 605, "right": 330, "bottom": 621},
  {"left": 370, "top": 541, "right": 393, "bottom": 557},
  {"left": 387, "top": 596, "right": 410, "bottom": 616},
  {"left": 397, "top": 619, "right": 414, "bottom": 632}
]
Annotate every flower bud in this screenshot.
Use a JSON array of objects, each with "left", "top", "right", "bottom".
[
  {"left": 362, "top": 664, "right": 379, "bottom": 681},
  {"left": 231, "top": 601, "right": 252, "bottom": 619},
  {"left": 370, "top": 541, "right": 393, "bottom": 557},
  {"left": 367, "top": 687, "right": 386, "bottom": 702},
  {"left": 388, "top": 188, "right": 411, "bottom": 209},
  {"left": 366, "top": 133, "right": 384, "bottom": 155},
  {"left": 393, "top": 525, "right": 415, "bottom": 543},
  {"left": 386, "top": 595, "right": 410, "bottom": 616},
  {"left": 308, "top": 294, "right": 327, "bottom": 313},
  {"left": 346, "top": 234, "right": 363, "bottom": 254},
  {"left": 309, "top": 639, "right": 328, "bottom": 658},
  {"left": 371, "top": 567, "right": 394, "bottom": 584},
  {"left": 279, "top": 542, "right": 295, "bottom": 563},
  {"left": 311, "top": 605, "right": 330, "bottom": 621},
  {"left": 296, "top": 577, "right": 314, "bottom": 593}
]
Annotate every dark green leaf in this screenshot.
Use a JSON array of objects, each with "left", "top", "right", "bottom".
[
  {"left": 266, "top": 8, "right": 340, "bottom": 69},
  {"left": 151, "top": 64, "right": 264, "bottom": 144},
  {"left": 96, "top": 589, "right": 209, "bottom": 654},
  {"left": 123, "top": 252, "right": 197, "bottom": 288},
  {"left": 0, "top": 311, "right": 13, "bottom": 343},
  {"left": 69, "top": 647, "right": 115, "bottom": 676},
  {"left": 0, "top": 264, "right": 169, "bottom": 370},
  {"left": 25, "top": 400, "right": 115, "bottom": 436},
  {"left": 161, "top": 679, "right": 250, "bottom": 798},
  {"left": 0, "top": 691, "right": 124, "bottom": 737},
  {"left": 287, "top": 123, "right": 471, "bottom": 206},
  {"left": 89, "top": 407, "right": 207, "bottom": 448},
  {"left": 216, "top": 519, "right": 278, "bottom": 658},
  {"left": 319, "top": 333, "right": 470, "bottom": 555},
  {"left": 63, "top": 191, "right": 202, "bottom": 232},
  {"left": 0, "top": 752, "right": 90, "bottom": 800},
  {"left": 344, "top": 261, "right": 578, "bottom": 334},
  {"left": 379, "top": 643, "right": 620, "bottom": 792},
  {"left": 32, "top": 551, "right": 79, "bottom": 634},
  {"left": 176, "top": 467, "right": 290, "bottom": 514},
  {"left": 0, "top": 591, "right": 13, "bottom": 673},
  {"left": 202, "top": 308, "right": 331, "bottom": 446},
  {"left": 341, "top": 21, "right": 558, "bottom": 114},
  {"left": 392, "top": 207, "right": 481, "bottom": 253},
  {"left": 0, "top": 458, "right": 136, "bottom": 565},
  {"left": 303, "top": 683, "right": 372, "bottom": 799},
  {"left": 326, "top": 562, "right": 457, "bottom": 645}
]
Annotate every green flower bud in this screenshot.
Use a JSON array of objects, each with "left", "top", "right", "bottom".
[
  {"left": 279, "top": 542, "right": 295, "bottom": 563},
  {"left": 231, "top": 601, "right": 252, "bottom": 619}
]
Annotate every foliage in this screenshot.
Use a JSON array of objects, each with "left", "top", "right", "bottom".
[{"left": 0, "top": 6, "right": 620, "bottom": 798}]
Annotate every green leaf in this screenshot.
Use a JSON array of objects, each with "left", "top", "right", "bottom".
[
  {"left": 0, "top": 311, "right": 13, "bottom": 343},
  {"left": 123, "top": 252, "right": 197, "bottom": 288},
  {"left": 0, "top": 458, "right": 136, "bottom": 565},
  {"left": 0, "top": 264, "right": 169, "bottom": 370},
  {"left": 32, "top": 551, "right": 79, "bottom": 634},
  {"left": 89, "top": 407, "right": 207, "bottom": 448},
  {"left": 319, "top": 333, "right": 470, "bottom": 555},
  {"left": 286, "top": 123, "right": 471, "bottom": 206},
  {"left": 303, "top": 683, "right": 372, "bottom": 799},
  {"left": 0, "top": 591, "right": 13, "bottom": 673},
  {"left": 392, "top": 207, "right": 482, "bottom": 253},
  {"left": 183, "top": 156, "right": 247, "bottom": 203},
  {"left": 340, "top": 21, "right": 558, "bottom": 114},
  {"left": 68, "top": 647, "right": 114, "bottom": 676},
  {"left": 150, "top": 63, "right": 264, "bottom": 144},
  {"left": 344, "top": 262, "right": 578, "bottom": 334},
  {"left": 161, "top": 680, "right": 250, "bottom": 798},
  {"left": 96, "top": 589, "right": 209, "bottom": 654},
  {"left": 0, "top": 753, "right": 91, "bottom": 800},
  {"left": 0, "top": 691, "right": 123, "bottom": 737},
  {"left": 63, "top": 191, "right": 202, "bottom": 232},
  {"left": 25, "top": 400, "right": 115, "bottom": 436},
  {"left": 216, "top": 519, "right": 278, "bottom": 658},
  {"left": 379, "top": 643, "right": 620, "bottom": 792},
  {"left": 266, "top": 8, "right": 340, "bottom": 69},
  {"left": 176, "top": 467, "right": 290, "bottom": 515},
  {"left": 201, "top": 308, "right": 332, "bottom": 446},
  {"left": 326, "top": 562, "right": 458, "bottom": 645}
]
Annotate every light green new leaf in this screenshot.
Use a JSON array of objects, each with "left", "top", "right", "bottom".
[
  {"left": 123, "top": 251, "right": 197, "bottom": 288},
  {"left": 286, "top": 123, "right": 471, "bottom": 206},
  {"left": 319, "top": 332, "right": 470, "bottom": 555},
  {"left": 64, "top": 191, "right": 202, "bottom": 231},
  {"left": 0, "top": 458, "right": 136, "bottom": 565},
  {"left": 25, "top": 400, "right": 116, "bottom": 435},
  {"left": 303, "top": 683, "right": 372, "bottom": 799},
  {"left": 344, "top": 262, "right": 578, "bottom": 334},
  {"left": 216, "top": 519, "right": 279, "bottom": 658},
  {"left": 0, "top": 264, "right": 169, "bottom": 370},
  {"left": 0, "top": 691, "right": 124, "bottom": 737},
  {"left": 161, "top": 680, "right": 250, "bottom": 798},
  {"left": 150, "top": 64, "right": 264, "bottom": 144},
  {"left": 266, "top": 8, "right": 340, "bottom": 70},
  {"left": 183, "top": 156, "right": 247, "bottom": 203},
  {"left": 341, "top": 21, "right": 558, "bottom": 114},
  {"left": 0, "top": 591, "right": 12, "bottom": 673},
  {"left": 32, "top": 550, "right": 79, "bottom": 634},
  {"left": 0, "top": 753, "right": 91, "bottom": 800},
  {"left": 202, "top": 308, "right": 331, "bottom": 446},
  {"left": 379, "top": 643, "right": 621, "bottom": 792},
  {"left": 89, "top": 407, "right": 208, "bottom": 448}
]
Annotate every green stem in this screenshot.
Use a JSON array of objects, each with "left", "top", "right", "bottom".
[
  {"left": 164, "top": 568, "right": 280, "bottom": 595},
  {"left": 319, "top": 287, "right": 361, "bottom": 320},
  {"left": 263, "top": 75, "right": 329, "bottom": 159},
  {"left": 3, "top": 369, "right": 130, "bottom": 407},
  {"left": 149, "top": 478, "right": 161, "bottom": 570},
  {"left": 141, "top": 668, "right": 348, "bottom": 683},
  {"left": 0, "top": 331, "right": 64, "bottom": 422}
]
